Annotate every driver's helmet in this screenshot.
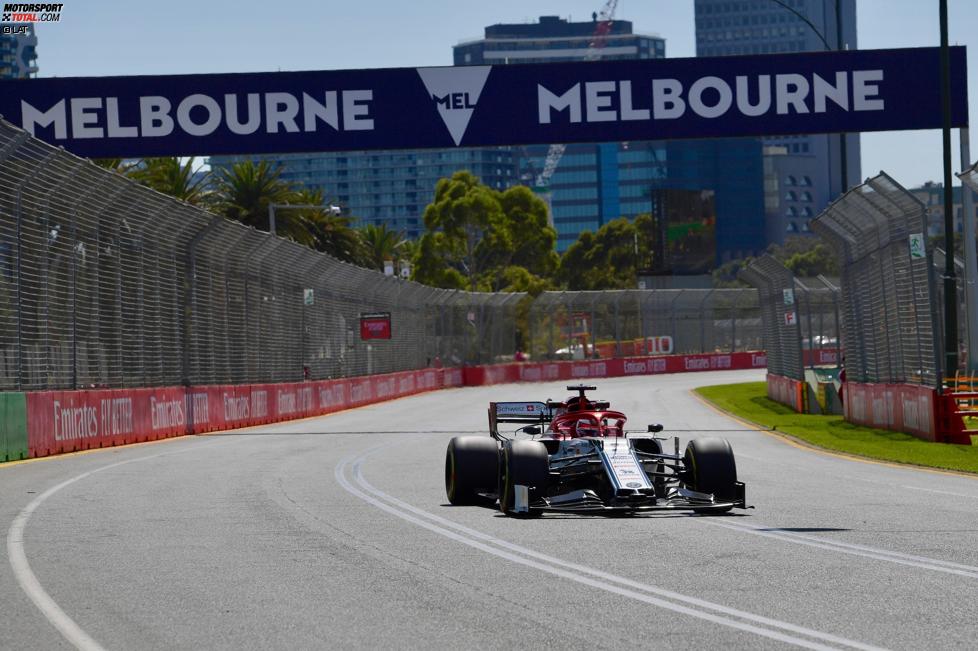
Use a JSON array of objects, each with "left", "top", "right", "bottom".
[{"left": 575, "top": 419, "right": 600, "bottom": 437}]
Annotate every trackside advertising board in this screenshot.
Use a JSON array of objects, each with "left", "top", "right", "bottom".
[
  {"left": 360, "top": 312, "right": 392, "bottom": 340},
  {"left": 0, "top": 47, "right": 966, "bottom": 158}
]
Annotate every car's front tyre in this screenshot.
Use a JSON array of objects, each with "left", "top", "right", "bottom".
[
  {"left": 445, "top": 436, "right": 499, "bottom": 505},
  {"left": 684, "top": 437, "right": 738, "bottom": 514},
  {"left": 498, "top": 440, "right": 549, "bottom": 516}
]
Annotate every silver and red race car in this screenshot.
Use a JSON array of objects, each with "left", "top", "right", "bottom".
[{"left": 445, "top": 385, "right": 749, "bottom": 516}]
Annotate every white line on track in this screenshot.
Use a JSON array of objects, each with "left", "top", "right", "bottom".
[
  {"left": 693, "top": 518, "right": 978, "bottom": 578},
  {"left": 6, "top": 440, "right": 228, "bottom": 651},
  {"left": 900, "top": 484, "right": 978, "bottom": 499},
  {"left": 335, "top": 450, "right": 888, "bottom": 651}
]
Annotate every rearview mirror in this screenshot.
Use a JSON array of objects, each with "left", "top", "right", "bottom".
[{"left": 647, "top": 424, "right": 664, "bottom": 433}]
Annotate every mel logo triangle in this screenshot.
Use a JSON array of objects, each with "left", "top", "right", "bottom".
[{"left": 416, "top": 66, "right": 492, "bottom": 146}]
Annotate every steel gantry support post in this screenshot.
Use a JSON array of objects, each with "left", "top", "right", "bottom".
[{"left": 940, "top": 0, "right": 959, "bottom": 377}]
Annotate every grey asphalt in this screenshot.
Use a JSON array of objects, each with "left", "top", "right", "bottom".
[{"left": 3, "top": 369, "right": 978, "bottom": 650}]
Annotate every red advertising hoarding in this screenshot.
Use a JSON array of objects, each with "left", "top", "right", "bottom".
[{"left": 360, "top": 312, "right": 392, "bottom": 340}]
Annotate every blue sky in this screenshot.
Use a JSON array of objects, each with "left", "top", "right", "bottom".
[{"left": 28, "top": 0, "right": 978, "bottom": 188}]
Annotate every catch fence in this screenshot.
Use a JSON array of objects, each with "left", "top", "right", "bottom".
[
  {"left": 0, "top": 118, "right": 783, "bottom": 392},
  {"left": 524, "top": 289, "right": 765, "bottom": 362},
  {"left": 810, "top": 173, "right": 941, "bottom": 388},
  {"left": 739, "top": 255, "right": 840, "bottom": 381},
  {"left": 0, "top": 118, "right": 523, "bottom": 390}
]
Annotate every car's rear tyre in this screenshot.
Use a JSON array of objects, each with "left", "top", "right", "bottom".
[
  {"left": 684, "top": 437, "right": 737, "bottom": 514},
  {"left": 498, "top": 440, "right": 549, "bottom": 516},
  {"left": 445, "top": 436, "right": 499, "bottom": 505}
]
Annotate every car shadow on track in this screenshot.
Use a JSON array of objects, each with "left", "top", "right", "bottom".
[{"left": 439, "top": 504, "right": 755, "bottom": 520}]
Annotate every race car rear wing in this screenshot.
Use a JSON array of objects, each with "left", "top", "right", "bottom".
[{"left": 489, "top": 401, "right": 553, "bottom": 436}]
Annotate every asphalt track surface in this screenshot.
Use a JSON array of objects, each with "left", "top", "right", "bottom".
[{"left": 4, "top": 369, "right": 978, "bottom": 650}]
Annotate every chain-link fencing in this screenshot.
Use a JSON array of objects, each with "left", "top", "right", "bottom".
[
  {"left": 0, "top": 119, "right": 526, "bottom": 390},
  {"left": 739, "top": 255, "right": 803, "bottom": 380},
  {"left": 523, "top": 288, "right": 766, "bottom": 361},
  {"left": 810, "top": 172, "right": 941, "bottom": 388},
  {"left": 0, "top": 117, "right": 839, "bottom": 392},
  {"left": 738, "top": 256, "right": 840, "bottom": 381}
]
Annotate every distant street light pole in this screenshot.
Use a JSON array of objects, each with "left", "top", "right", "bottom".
[{"left": 834, "top": 0, "right": 847, "bottom": 193}]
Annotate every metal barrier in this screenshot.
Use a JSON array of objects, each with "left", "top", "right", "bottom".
[{"left": 810, "top": 173, "right": 941, "bottom": 388}]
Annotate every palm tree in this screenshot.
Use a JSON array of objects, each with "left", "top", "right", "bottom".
[
  {"left": 130, "top": 157, "right": 211, "bottom": 206},
  {"left": 93, "top": 158, "right": 137, "bottom": 175},
  {"left": 359, "top": 223, "right": 407, "bottom": 271},
  {"left": 295, "top": 188, "right": 371, "bottom": 265},
  {"left": 212, "top": 159, "right": 295, "bottom": 231}
]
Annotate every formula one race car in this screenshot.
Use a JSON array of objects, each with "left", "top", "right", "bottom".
[{"left": 445, "top": 385, "right": 748, "bottom": 516}]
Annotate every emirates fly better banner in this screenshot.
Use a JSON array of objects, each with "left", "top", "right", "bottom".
[{"left": 0, "top": 47, "right": 967, "bottom": 158}]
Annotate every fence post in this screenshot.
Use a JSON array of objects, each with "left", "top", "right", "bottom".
[
  {"left": 10, "top": 141, "right": 54, "bottom": 390},
  {"left": 183, "top": 216, "right": 222, "bottom": 386},
  {"left": 802, "top": 285, "right": 815, "bottom": 370},
  {"left": 69, "top": 173, "right": 121, "bottom": 389},
  {"left": 639, "top": 292, "right": 648, "bottom": 353},
  {"left": 958, "top": 139, "right": 978, "bottom": 372},
  {"left": 547, "top": 299, "right": 555, "bottom": 360},
  {"left": 730, "top": 295, "right": 737, "bottom": 353},
  {"left": 698, "top": 290, "right": 713, "bottom": 354},
  {"left": 589, "top": 295, "right": 597, "bottom": 360},
  {"left": 669, "top": 292, "right": 681, "bottom": 352}
]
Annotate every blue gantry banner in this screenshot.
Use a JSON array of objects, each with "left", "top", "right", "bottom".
[{"left": 0, "top": 46, "right": 967, "bottom": 158}]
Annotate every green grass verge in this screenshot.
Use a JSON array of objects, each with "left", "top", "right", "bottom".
[{"left": 695, "top": 382, "right": 978, "bottom": 475}]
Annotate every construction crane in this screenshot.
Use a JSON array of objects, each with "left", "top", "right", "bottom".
[{"left": 533, "top": 0, "right": 619, "bottom": 189}]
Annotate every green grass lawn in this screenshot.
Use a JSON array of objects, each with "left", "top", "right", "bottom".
[{"left": 695, "top": 382, "right": 978, "bottom": 475}]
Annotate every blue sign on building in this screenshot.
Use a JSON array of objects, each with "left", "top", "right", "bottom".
[{"left": 0, "top": 47, "right": 967, "bottom": 159}]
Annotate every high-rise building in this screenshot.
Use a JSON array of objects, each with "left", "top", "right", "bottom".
[
  {"left": 0, "top": 24, "right": 38, "bottom": 79},
  {"left": 456, "top": 15, "right": 767, "bottom": 264},
  {"left": 694, "top": 0, "right": 860, "bottom": 237},
  {"left": 210, "top": 149, "right": 514, "bottom": 240},
  {"left": 455, "top": 16, "right": 669, "bottom": 251},
  {"left": 454, "top": 14, "right": 664, "bottom": 65}
]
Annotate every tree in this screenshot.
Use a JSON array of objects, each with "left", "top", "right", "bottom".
[
  {"left": 360, "top": 223, "right": 407, "bottom": 271},
  {"left": 93, "top": 158, "right": 137, "bottom": 175},
  {"left": 770, "top": 237, "right": 840, "bottom": 277},
  {"left": 558, "top": 217, "right": 646, "bottom": 290},
  {"left": 412, "top": 231, "right": 468, "bottom": 289},
  {"left": 212, "top": 159, "right": 295, "bottom": 232},
  {"left": 711, "top": 256, "right": 754, "bottom": 288},
  {"left": 413, "top": 171, "right": 557, "bottom": 291},
  {"left": 710, "top": 236, "right": 840, "bottom": 287},
  {"left": 497, "top": 185, "right": 559, "bottom": 279},
  {"left": 130, "top": 157, "right": 210, "bottom": 206}
]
